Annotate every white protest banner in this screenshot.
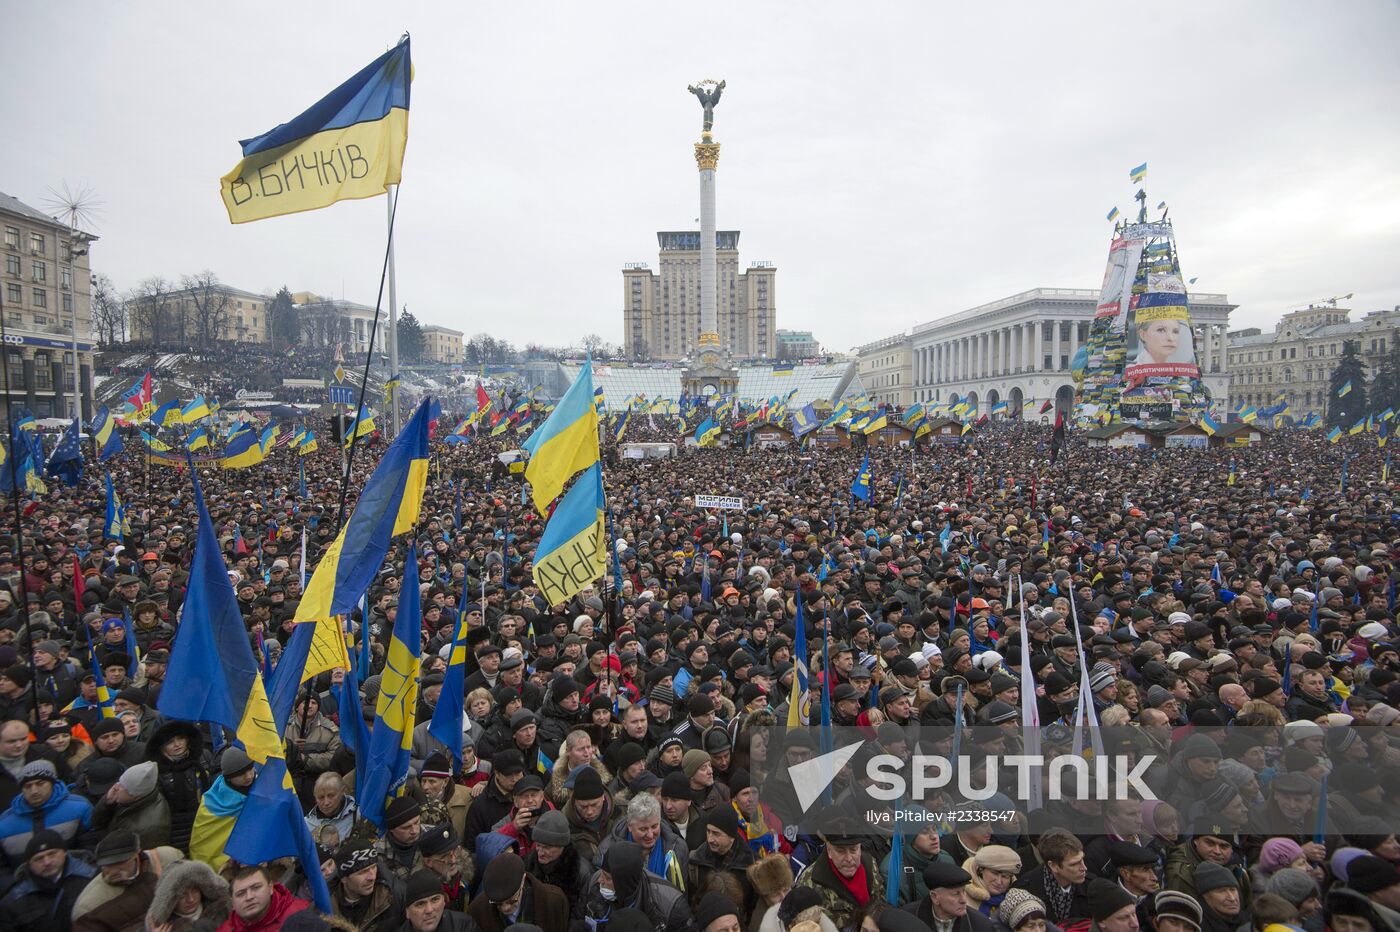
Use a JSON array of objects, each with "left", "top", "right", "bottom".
[{"left": 695, "top": 494, "right": 744, "bottom": 510}]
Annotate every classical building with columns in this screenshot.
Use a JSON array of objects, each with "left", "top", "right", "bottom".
[{"left": 898, "top": 287, "right": 1233, "bottom": 417}]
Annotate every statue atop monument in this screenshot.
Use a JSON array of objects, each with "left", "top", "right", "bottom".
[{"left": 687, "top": 79, "right": 725, "bottom": 135}]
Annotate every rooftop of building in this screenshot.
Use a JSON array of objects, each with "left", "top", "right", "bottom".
[
  {"left": 558, "top": 358, "right": 862, "bottom": 408},
  {"left": 0, "top": 190, "right": 99, "bottom": 240},
  {"left": 421, "top": 324, "right": 464, "bottom": 336},
  {"left": 911, "top": 287, "right": 1233, "bottom": 335}
]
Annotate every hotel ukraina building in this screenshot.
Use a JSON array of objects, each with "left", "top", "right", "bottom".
[{"left": 856, "top": 288, "right": 1235, "bottom": 416}]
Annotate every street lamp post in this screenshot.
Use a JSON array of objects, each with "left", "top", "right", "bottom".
[{"left": 65, "top": 230, "right": 90, "bottom": 422}]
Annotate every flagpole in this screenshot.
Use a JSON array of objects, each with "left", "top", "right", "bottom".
[
  {"left": 386, "top": 186, "right": 401, "bottom": 439},
  {"left": 0, "top": 290, "right": 41, "bottom": 723},
  {"left": 335, "top": 185, "right": 401, "bottom": 532}
]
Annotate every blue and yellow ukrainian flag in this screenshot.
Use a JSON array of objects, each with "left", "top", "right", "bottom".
[
  {"left": 695, "top": 417, "right": 721, "bottom": 447},
  {"left": 103, "top": 473, "right": 128, "bottom": 540},
  {"left": 298, "top": 430, "right": 318, "bottom": 454},
  {"left": 220, "top": 37, "right": 411, "bottom": 224},
  {"left": 151, "top": 400, "right": 183, "bottom": 428},
  {"left": 358, "top": 542, "right": 422, "bottom": 829},
  {"left": 181, "top": 395, "right": 211, "bottom": 422},
  {"left": 186, "top": 428, "right": 210, "bottom": 452},
  {"left": 1339, "top": 381, "right": 1353, "bottom": 397},
  {"left": 156, "top": 467, "right": 283, "bottom": 763},
  {"left": 613, "top": 405, "right": 632, "bottom": 443},
  {"left": 84, "top": 635, "right": 116, "bottom": 718},
  {"left": 863, "top": 412, "right": 889, "bottom": 435},
  {"left": 90, "top": 406, "right": 124, "bottom": 462},
  {"left": 1107, "top": 206, "right": 1120, "bottom": 222},
  {"left": 1129, "top": 162, "right": 1147, "bottom": 183},
  {"left": 140, "top": 430, "right": 172, "bottom": 452},
  {"left": 343, "top": 407, "right": 376, "bottom": 448},
  {"left": 820, "top": 403, "right": 852, "bottom": 429},
  {"left": 259, "top": 424, "right": 281, "bottom": 455},
  {"left": 851, "top": 453, "right": 872, "bottom": 501},
  {"left": 1199, "top": 412, "right": 1221, "bottom": 436},
  {"left": 1240, "top": 406, "right": 1258, "bottom": 424},
  {"left": 1327, "top": 426, "right": 1343, "bottom": 443},
  {"left": 220, "top": 427, "right": 265, "bottom": 469},
  {"left": 593, "top": 386, "right": 606, "bottom": 415},
  {"left": 523, "top": 362, "right": 599, "bottom": 515},
  {"left": 1350, "top": 418, "right": 1366, "bottom": 435},
  {"left": 292, "top": 398, "right": 431, "bottom": 682},
  {"left": 532, "top": 464, "right": 607, "bottom": 608}
]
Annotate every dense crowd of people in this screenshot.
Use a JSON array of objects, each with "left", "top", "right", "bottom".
[{"left": 0, "top": 411, "right": 1396, "bottom": 932}]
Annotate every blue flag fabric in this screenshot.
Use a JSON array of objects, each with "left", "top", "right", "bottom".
[
  {"left": 358, "top": 544, "right": 423, "bottom": 829},
  {"left": 224, "top": 757, "right": 333, "bottom": 912},
  {"left": 44, "top": 418, "right": 83, "bottom": 487},
  {"left": 851, "top": 452, "right": 872, "bottom": 501},
  {"left": 157, "top": 464, "right": 283, "bottom": 764},
  {"left": 428, "top": 584, "right": 472, "bottom": 765}
]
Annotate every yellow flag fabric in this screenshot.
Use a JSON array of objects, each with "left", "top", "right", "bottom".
[{"left": 220, "top": 38, "right": 411, "bottom": 223}]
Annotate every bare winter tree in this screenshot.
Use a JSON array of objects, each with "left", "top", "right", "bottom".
[
  {"left": 182, "top": 270, "right": 233, "bottom": 355},
  {"left": 126, "top": 277, "right": 176, "bottom": 349},
  {"left": 90, "top": 273, "right": 127, "bottom": 346}
]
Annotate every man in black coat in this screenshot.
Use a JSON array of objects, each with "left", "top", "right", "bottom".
[
  {"left": 1012, "top": 830, "right": 1092, "bottom": 929},
  {"left": 463, "top": 750, "right": 526, "bottom": 849},
  {"left": 901, "top": 862, "right": 997, "bottom": 932}
]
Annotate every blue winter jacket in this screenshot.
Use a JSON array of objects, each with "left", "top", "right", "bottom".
[{"left": 0, "top": 781, "right": 94, "bottom": 867}]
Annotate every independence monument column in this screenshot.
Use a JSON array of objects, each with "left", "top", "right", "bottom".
[{"left": 689, "top": 79, "right": 725, "bottom": 351}]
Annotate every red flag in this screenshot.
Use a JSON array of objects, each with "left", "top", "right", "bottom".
[
  {"left": 1039, "top": 399, "right": 1053, "bottom": 415},
  {"left": 72, "top": 554, "right": 86, "bottom": 609}
]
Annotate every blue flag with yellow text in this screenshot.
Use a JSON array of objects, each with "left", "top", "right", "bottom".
[
  {"left": 220, "top": 37, "right": 411, "bottom": 224},
  {"left": 428, "top": 585, "right": 473, "bottom": 765},
  {"left": 851, "top": 452, "right": 872, "bottom": 501},
  {"left": 358, "top": 543, "right": 422, "bottom": 830},
  {"left": 532, "top": 464, "right": 608, "bottom": 609}
]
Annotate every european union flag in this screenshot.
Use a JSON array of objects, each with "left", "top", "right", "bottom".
[
  {"left": 359, "top": 543, "right": 422, "bottom": 829},
  {"left": 224, "top": 757, "right": 333, "bottom": 912},
  {"left": 851, "top": 452, "right": 872, "bottom": 501},
  {"left": 43, "top": 418, "right": 83, "bottom": 487},
  {"left": 157, "top": 465, "right": 283, "bottom": 764}
]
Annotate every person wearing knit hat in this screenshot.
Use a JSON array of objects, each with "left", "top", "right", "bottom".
[
  {"left": 1086, "top": 877, "right": 1136, "bottom": 930},
  {"left": 380, "top": 795, "right": 425, "bottom": 883},
  {"left": 1347, "top": 854, "right": 1400, "bottom": 898},
  {"left": 1193, "top": 861, "right": 1244, "bottom": 931},
  {"left": 473, "top": 850, "right": 570, "bottom": 931},
  {"left": 689, "top": 805, "right": 751, "bottom": 919},
  {"left": 694, "top": 891, "right": 741, "bottom": 932},
  {"left": 1263, "top": 867, "right": 1319, "bottom": 917},
  {"left": 1152, "top": 889, "right": 1203, "bottom": 931},
  {"left": 1258, "top": 837, "right": 1307, "bottom": 875},
  {"left": 997, "top": 889, "right": 1046, "bottom": 931}
]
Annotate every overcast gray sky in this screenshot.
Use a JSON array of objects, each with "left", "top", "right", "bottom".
[{"left": 3, "top": 1, "right": 1397, "bottom": 353}]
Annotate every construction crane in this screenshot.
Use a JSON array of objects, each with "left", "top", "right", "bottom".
[{"left": 1293, "top": 293, "right": 1355, "bottom": 310}]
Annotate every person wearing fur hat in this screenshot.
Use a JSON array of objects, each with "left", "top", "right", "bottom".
[
  {"left": 147, "top": 719, "right": 214, "bottom": 854},
  {"left": 963, "top": 845, "right": 1021, "bottom": 920},
  {"left": 747, "top": 854, "right": 796, "bottom": 932},
  {"left": 688, "top": 805, "right": 756, "bottom": 920},
  {"left": 144, "top": 858, "right": 232, "bottom": 932}
]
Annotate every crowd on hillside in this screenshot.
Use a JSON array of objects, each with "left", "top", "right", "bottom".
[{"left": 0, "top": 417, "right": 1395, "bottom": 932}]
